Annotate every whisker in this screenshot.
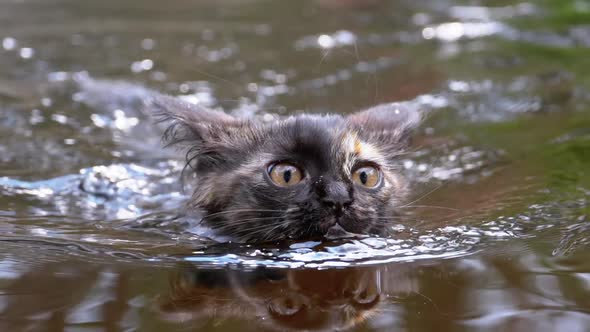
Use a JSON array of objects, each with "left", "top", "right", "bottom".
[
  {"left": 230, "top": 222, "right": 289, "bottom": 241},
  {"left": 189, "top": 67, "right": 242, "bottom": 89},
  {"left": 412, "top": 291, "right": 447, "bottom": 316},
  {"left": 233, "top": 223, "right": 280, "bottom": 234},
  {"left": 200, "top": 209, "right": 283, "bottom": 220},
  {"left": 315, "top": 49, "right": 332, "bottom": 71},
  {"left": 399, "top": 205, "right": 459, "bottom": 211},
  {"left": 210, "top": 217, "right": 280, "bottom": 231},
  {"left": 261, "top": 220, "right": 292, "bottom": 241},
  {"left": 219, "top": 216, "right": 279, "bottom": 225},
  {"left": 214, "top": 99, "right": 288, "bottom": 112},
  {"left": 372, "top": 216, "right": 423, "bottom": 223},
  {"left": 401, "top": 184, "right": 444, "bottom": 208}
]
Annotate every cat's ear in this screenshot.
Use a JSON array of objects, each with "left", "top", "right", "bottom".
[
  {"left": 347, "top": 102, "right": 422, "bottom": 152},
  {"left": 146, "top": 95, "right": 252, "bottom": 169},
  {"left": 148, "top": 93, "right": 236, "bottom": 130}
]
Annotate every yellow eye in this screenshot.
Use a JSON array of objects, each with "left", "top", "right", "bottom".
[
  {"left": 268, "top": 163, "right": 303, "bottom": 187},
  {"left": 352, "top": 166, "right": 381, "bottom": 188}
]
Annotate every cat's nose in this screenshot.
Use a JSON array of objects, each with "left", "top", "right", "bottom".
[
  {"left": 320, "top": 181, "right": 352, "bottom": 215},
  {"left": 322, "top": 198, "right": 352, "bottom": 217}
]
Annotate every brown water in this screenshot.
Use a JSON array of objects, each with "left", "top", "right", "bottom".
[{"left": 1, "top": 0, "right": 590, "bottom": 330}]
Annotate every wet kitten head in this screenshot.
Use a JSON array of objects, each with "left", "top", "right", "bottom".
[{"left": 151, "top": 96, "right": 421, "bottom": 242}]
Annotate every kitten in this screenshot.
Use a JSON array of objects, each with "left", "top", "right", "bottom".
[{"left": 148, "top": 95, "right": 421, "bottom": 242}]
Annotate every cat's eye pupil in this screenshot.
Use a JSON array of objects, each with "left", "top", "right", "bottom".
[
  {"left": 359, "top": 171, "right": 368, "bottom": 185},
  {"left": 268, "top": 163, "right": 303, "bottom": 187},
  {"left": 352, "top": 165, "right": 380, "bottom": 188},
  {"left": 283, "top": 170, "right": 292, "bottom": 183}
]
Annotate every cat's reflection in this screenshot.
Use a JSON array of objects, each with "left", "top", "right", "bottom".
[{"left": 158, "top": 264, "right": 416, "bottom": 331}]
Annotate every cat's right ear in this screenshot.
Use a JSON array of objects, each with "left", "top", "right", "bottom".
[
  {"left": 145, "top": 94, "right": 238, "bottom": 149},
  {"left": 145, "top": 95, "right": 253, "bottom": 170}
]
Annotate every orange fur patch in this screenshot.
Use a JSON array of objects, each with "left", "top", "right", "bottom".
[{"left": 354, "top": 137, "right": 362, "bottom": 155}]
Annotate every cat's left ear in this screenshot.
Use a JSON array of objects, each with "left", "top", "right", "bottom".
[{"left": 347, "top": 102, "right": 422, "bottom": 152}]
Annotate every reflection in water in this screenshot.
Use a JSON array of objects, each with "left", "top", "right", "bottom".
[
  {"left": 2, "top": 255, "right": 590, "bottom": 331},
  {"left": 159, "top": 265, "right": 401, "bottom": 331}
]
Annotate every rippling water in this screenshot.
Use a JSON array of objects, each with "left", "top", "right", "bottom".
[{"left": 1, "top": 0, "right": 590, "bottom": 330}]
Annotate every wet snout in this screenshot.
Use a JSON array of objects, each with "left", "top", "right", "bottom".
[{"left": 319, "top": 181, "right": 353, "bottom": 217}]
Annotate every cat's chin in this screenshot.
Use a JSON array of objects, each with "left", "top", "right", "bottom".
[{"left": 324, "top": 224, "right": 360, "bottom": 240}]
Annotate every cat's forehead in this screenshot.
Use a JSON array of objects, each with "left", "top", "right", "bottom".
[{"left": 265, "top": 115, "right": 386, "bottom": 170}]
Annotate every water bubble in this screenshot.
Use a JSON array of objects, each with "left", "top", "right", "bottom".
[
  {"left": 51, "top": 114, "right": 68, "bottom": 124},
  {"left": 275, "top": 74, "right": 287, "bottom": 84},
  {"left": 422, "top": 22, "right": 506, "bottom": 42},
  {"left": 435, "top": 22, "right": 465, "bottom": 42},
  {"left": 2, "top": 37, "right": 17, "bottom": 50},
  {"left": 131, "top": 59, "right": 154, "bottom": 73},
  {"left": 41, "top": 98, "right": 53, "bottom": 107},
  {"left": 141, "top": 38, "right": 156, "bottom": 50},
  {"left": 113, "top": 109, "right": 139, "bottom": 131},
  {"left": 48, "top": 71, "right": 70, "bottom": 82},
  {"left": 179, "top": 83, "right": 190, "bottom": 93},
  {"left": 422, "top": 27, "right": 435, "bottom": 40},
  {"left": 19, "top": 47, "right": 35, "bottom": 59},
  {"left": 247, "top": 83, "right": 258, "bottom": 92},
  {"left": 333, "top": 30, "right": 357, "bottom": 45},
  {"left": 317, "top": 34, "right": 335, "bottom": 49},
  {"left": 449, "top": 80, "right": 470, "bottom": 92},
  {"left": 30, "top": 109, "right": 45, "bottom": 125}
]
